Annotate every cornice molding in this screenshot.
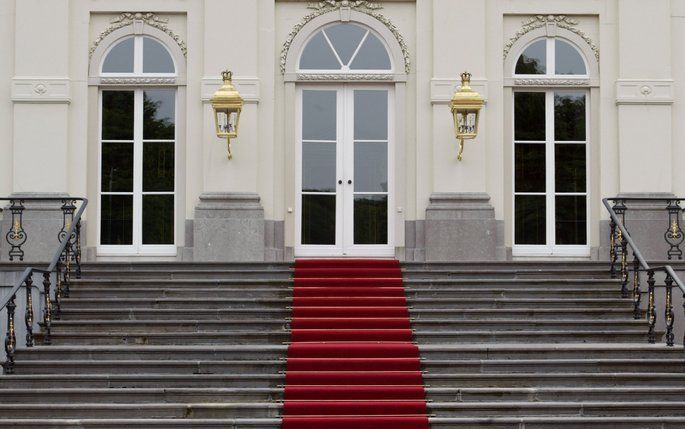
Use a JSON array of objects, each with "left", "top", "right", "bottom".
[
  {"left": 503, "top": 15, "right": 599, "bottom": 62},
  {"left": 281, "top": 1, "right": 410, "bottom": 74},
  {"left": 89, "top": 12, "right": 187, "bottom": 59}
]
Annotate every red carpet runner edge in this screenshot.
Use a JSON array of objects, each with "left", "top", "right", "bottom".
[{"left": 282, "top": 259, "right": 430, "bottom": 429}]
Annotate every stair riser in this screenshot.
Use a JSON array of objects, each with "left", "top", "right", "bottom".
[
  {"left": 429, "top": 390, "right": 685, "bottom": 402},
  {"left": 67, "top": 289, "right": 621, "bottom": 299},
  {"left": 56, "top": 309, "right": 637, "bottom": 321},
  {"left": 0, "top": 391, "right": 283, "bottom": 403},
  {"left": 0, "top": 407, "right": 280, "bottom": 419},
  {"left": 49, "top": 321, "right": 645, "bottom": 333},
  {"left": 13, "top": 361, "right": 684, "bottom": 375},
  {"left": 44, "top": 332, "right": 649, "bottom": 345}
]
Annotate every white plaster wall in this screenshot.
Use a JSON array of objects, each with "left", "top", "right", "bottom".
[
  {"left": 672, "top": 0, "right": 685, "bottom": 198},
  {"left": 0, "top": 0, "right": 14, "bottom": 196}
]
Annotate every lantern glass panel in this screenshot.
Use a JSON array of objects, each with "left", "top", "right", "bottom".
[{"left": 216, "top": 110, "right": 240, "bottom": 137}]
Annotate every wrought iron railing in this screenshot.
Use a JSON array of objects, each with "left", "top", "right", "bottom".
[
  {"left": 604, "top": 197, "right": 685, "bottom": 346},
  {"left": 0, "top": 197, "right": 87, "bottom": 373}
]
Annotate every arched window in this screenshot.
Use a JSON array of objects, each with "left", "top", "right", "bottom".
[
  {"left": 514, "top": 37, "right": 588, "bottom": 77},
  {"left": 95, "top": 34, "right": 179, "bottom": 255},
  {"left": 298, "top": 23, "right": 392, "bottom": 72},
  {"left": 101, "top": 35, "right": 176, "bottom": 75}
]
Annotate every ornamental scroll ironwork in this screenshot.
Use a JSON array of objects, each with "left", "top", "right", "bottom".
[
  {"left": 89, "top": 12, "right": 187, "bottom": 58},
  {"left": 5, "top": 200, "right": 26, "bottom": 262},
  {"left": 665, "top": 200, "right": 684, "bottom": 260},
  {"left": 281, "top": 0, "right": 411, "bottom": 74},
  {"left": 503, "top": 15, "right": 599, "bottom": 62}
]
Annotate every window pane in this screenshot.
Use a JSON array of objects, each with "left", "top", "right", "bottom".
[
  {"left": 100, "top": 195, "right": 133, "bottom": 245},
  {"left": 354, "top": 90, "right": 388, "bottom": 140},
  {"left": 515, "top": 143, "right": 546, "bottom": 192},
  {"left": 143, "top": 142, "right": 174, "bottom": 192},
  {"left": 102, "top": 38, "right": 134, "bottom": 73},
  {"left": 299, "top": 31, "right": 341, "bottom": 70},
  {"left": 514, "top": 92, "right": 546, "bottom": 141},
  {"left": 555, "top": 39, "right": 586, "bottom": 75},
  {"left": 303, "top": 142, "right": 336, "bottom": 192},
  {"left": 143, "top": 89, "right": 175, "bottom": 140},
  {"left": 143, "top": 195, "right": 174, "bottom": 245},
  {"left": 102, "top": 91, "right": 134, "bottom": 140},
  {"left": 515, "top": 195, "right": 546, "bottom": 245},
  {"left": 350, "top": 32, "right": 391, "bottom": 70},
  {"left": 324, "top": 24, "right": 367, "bottom": 66},
  {"left": 302, "top": 195, "right": 336, "bottom": 245},
  {"left": 101, "top": 143, "right": 133, "bottom": 192},
  {"left": 515, "top": 39, "right": 546, "bottom": 75},
  {"left": 555, "top": 196, "right": 587, "bottom": 245},
  {"left": 555, "top": 144, "right": 586, "bottom": 193},
  {"left": 555, "top": 92, "right": 586, "bottom": 141},
  {"left": 303, "top": 90, "right": 337, "bottom": 141},
  {"left": 143, "top": 37, "right": 175, "bottom": 73},
  {"left": 354, "top": 195, "right": 387, "bottom": 245},
  {"left": 355, "top": 142, "right": 387, "bottom": 193}
]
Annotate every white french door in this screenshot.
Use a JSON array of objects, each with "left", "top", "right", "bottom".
[
  {"left": 296, "top": 85, "right": 394, "bottom": 257},
  {"left": 97, "top": 88, "right": 177, "bottom": 256},
  {"left": 512, "top": 89, "right": 590, "bottom": 257}
]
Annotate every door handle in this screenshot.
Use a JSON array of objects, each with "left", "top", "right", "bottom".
[
  {"left": 347, "top": 180, "right": 352, "bottom": 185},
  {"left": 338, "top": 180, "right": 343, "bottom": 185}
]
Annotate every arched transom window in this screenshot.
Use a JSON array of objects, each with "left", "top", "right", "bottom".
[
  {"left": 101, "top": 35, "right": 176, "bottom": 75},
  {"left": 514, "top": 37, "right": 587, "bottom": 77},
  {"left": 298, "top": 23, "right": 392, "bottom": 72}
]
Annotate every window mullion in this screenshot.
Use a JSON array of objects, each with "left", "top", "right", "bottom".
[
  {"left": 133, "top": 89, "right": 144, "bottom": 249},
  {"left": 546, "top": 90, "right": 556, "bottom": 248},
  {"left": 134, "top": 36, "right": 144, "bottom": 74},
  {"left": 547, "top": 37, "right": 555, "bottom": 76}
]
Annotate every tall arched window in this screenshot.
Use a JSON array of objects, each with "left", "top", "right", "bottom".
[
  {"left": 507, "top": 34, "right": 597, "bottom": 257},
  {"left": 95, "top": 33, "right": 180, "bottom": 255}
]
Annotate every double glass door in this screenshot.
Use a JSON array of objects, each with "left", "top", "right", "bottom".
[
  {"left": 513, "top": 90, "right": 589, "bottom": 256},
  {"left": 296, "top": 85, "right": 393, "bottom": 257}
]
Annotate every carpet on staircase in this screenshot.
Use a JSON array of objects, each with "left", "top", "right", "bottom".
[{"left": 282, "top": 259, "right": 429, "bottom": 429}]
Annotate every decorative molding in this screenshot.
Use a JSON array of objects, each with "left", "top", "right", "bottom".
[
  {"left": 89, "top": 12, "right": 187, "bottom": 58},
  {"left": 100, "top": 77, "right": 177, "bottom": 85},
  {"left": 11, "top": 78, "right": 70, "bottom": 103},
  {"left": 281, "top": 2, "right": 410, "bottom": 74},
  {"left": 514, "top": 78, "right": 590, "bottom": 86},
  {"left": 201, "top": 77, "right": 260, "bottom": 104},
  {"left": 503, "top": 15, "right": 599, "bottom": 62},
  {"left": 616, "top": 79, "right": 674, "bottom": 105},
  {"left": 430, "top": 78, "right": 489, "bottom": 104},
  {"left": 297, "top": 73, "right": 394, "bottom": 81}
]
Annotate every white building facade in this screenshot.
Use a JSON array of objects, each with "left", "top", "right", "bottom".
[{"left": 1, "top": 0, "right": 683, "bottom": 262}]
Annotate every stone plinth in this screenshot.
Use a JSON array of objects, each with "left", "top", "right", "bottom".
[{"left": 193, "top": 193, "right": 265, "bottom": 262}]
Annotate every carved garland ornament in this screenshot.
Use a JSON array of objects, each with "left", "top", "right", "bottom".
[
  {"left": 281, "top": 0, "right": 410, "bottom": 74},
  {"left": 297, "top": 73, "right": 394, "bottom": 81},
  {"left": 514, "top": 78, "right": 590, "bottom": 86},
  {"left": 503, "top": 15, "right": 599, "bottom": 62},
  {"left": 100, "top": 77, "right": 177, "bottom": 85},
  {"left": 89, "top": 12, "right": 187, "bottom": 58}
]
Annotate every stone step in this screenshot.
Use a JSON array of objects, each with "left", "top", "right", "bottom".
[
  {"left": 67, "top": 287, "right": 622, "bottom": 299},
  {"left": 12, "top": 358, "right": 685, "bottom": 375},
  {"left": 0, "top": 401, "right": 684, "bottom": 419},
  {"left": 2, "top": 386, "right": 685, "bottom": 404},
  {"left": 4, "top": 372, "right": 685, "bottom": 389},
  {"left": 403, "top": 268, "right": 613, "bottom": 279},
  {"left": 49, "top": 318, "right": 646, "bottom": 333},
  {"left": 57, "top": 307, "right": 636, "bottom": 321},
  {"left": 16, "top": 344, "right": 683, "bottom": 361},
  {"left": 1, "top": 417, "right": 684, "bottom": 429},
  {"left": 59, "top": 297, "right": 634, "bottom": 310},
  {"left": 43, "top": 329, "right": 650, "bottom": 345}
]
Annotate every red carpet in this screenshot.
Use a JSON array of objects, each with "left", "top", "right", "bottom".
[{"left": 282, "top": 259, "right": 429, "bottom": 429}]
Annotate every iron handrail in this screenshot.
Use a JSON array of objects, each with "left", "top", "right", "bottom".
[
  {"left": 603, "top": 197, "right": 685, "bottom": 295},
  {"left": 0, "top": 197, "right": 87, "bottom": 373}
]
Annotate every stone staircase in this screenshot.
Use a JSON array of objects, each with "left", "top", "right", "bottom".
[{"left": 0, "top": 261, "right": 683, "bottom": 428}]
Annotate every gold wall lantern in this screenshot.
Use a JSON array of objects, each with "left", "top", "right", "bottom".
[
  {"left": 450, "top": 71, "right": 484, "bottom": 161},
  {"left": 210, "top": 70, "right": 244, "bottom": 160}
]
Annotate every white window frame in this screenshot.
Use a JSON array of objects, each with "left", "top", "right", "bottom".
[
  {"left": 100, "top": 35, "right": 177, "bottom": 78},
  {"left": 513, "top": 37, "right": 589, "bottom": 80},
  {"left": 96, "top": 87, "right": 178, "bottom": 257},
  {"left": 295, "top": 83, "right": 395, "bottom": 257},
  {"left": 511, "top": 88, "right": 591, "bottom": 257}
]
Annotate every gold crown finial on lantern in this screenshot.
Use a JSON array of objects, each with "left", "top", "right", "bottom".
[
  {"left": 211, "top": 69, "right": 244, "bottom": 160},
  {"left": 450, "top": 70, "right": 484, "bottom": 161}
]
